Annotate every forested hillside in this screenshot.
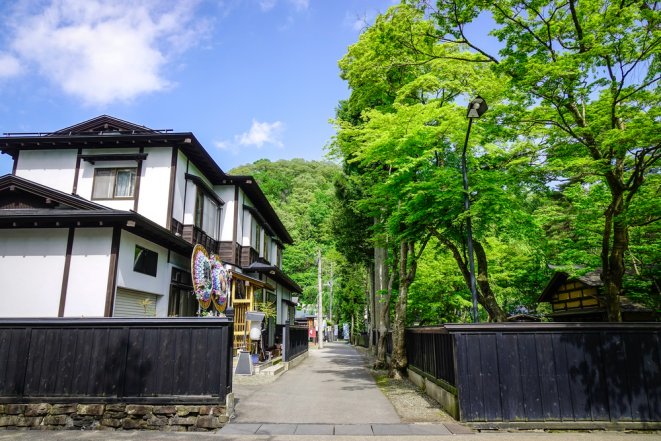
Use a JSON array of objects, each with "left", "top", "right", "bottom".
[{"left": 231, "top": 158, "right": 337, "bottom": 295}]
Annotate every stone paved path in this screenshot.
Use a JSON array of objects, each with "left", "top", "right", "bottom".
[
  {"left": 229, "top": 341, "right": 400, "bottom": 424},
  {"left": 223, "top": 341, "right": 473, "bottom": 436}
]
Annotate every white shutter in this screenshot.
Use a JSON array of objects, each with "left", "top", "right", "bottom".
[{"left": 114, "top": 288, "right": 157, "bottom": 317}]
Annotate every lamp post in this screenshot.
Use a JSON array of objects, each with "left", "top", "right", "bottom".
[
  {"left": 317, "top": 249, "right": 324, "bottom": 348},
  {"left": 463, "top": 96, "right": 488, "bottom": 323}
]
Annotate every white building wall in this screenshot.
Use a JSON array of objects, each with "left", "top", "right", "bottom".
[
  {"left": 15, "top": 150, "right": 78, "bottom": 193},
  {"left": 237, "top": 190, "right": 245, "bottom": 246},
  {"left": 136, "top": 147, "right": 173, "bottom": 228},
  {"left": 216, "top": 186, "right": 235, "bottom": 242},
  {"left": 63, "top": 228, "right": 113, "bottom": 317},
  {"left": 0, "top": 229, "right": 68, "bottom": 317},
  {"left": 241, "top": 209, "right": 252, "bottom": 247},
  {"left": 116, "top": 231, "right": 171, "bottom": 317}
]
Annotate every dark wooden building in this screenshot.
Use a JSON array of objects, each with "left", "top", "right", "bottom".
[{"left": 538, "top": 270, "right": 654, "bottom": 322}]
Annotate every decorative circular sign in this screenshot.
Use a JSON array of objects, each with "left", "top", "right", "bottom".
[
  {"left": 191, "top": 244, "right": 230, "bottom": 313},
  {"left": 191, "top": 244, "right": 213, "bottom": 309}
]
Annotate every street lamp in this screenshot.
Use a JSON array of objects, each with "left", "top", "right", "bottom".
[{"left": 463, "top": 96, "right": 488, "bottom": 323}]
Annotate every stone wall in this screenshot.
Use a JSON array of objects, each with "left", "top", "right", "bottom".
[{"left": 0, "top": 403, "right": 229, "bottom": 431}]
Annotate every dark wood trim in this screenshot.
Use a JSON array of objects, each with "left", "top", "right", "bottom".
[
  {"left": 132, "top": 148, "right": 144, "bottom": 212},
  {"left": 11, "top": 151, "right": 18, "bottom": 175},
  {"left": 182, "top": 159, "right": 189, "bottom": 223},
  {"left": 104, "top": 227, "right": 121, "bottom": 317},
  {"left": 79, "top": 153, "right": 148, "bottom": 164},
  {"left": 166, "top": 147, "right": 178, "bottom": 231},
  {"left": 232, "top": 185, "right": 239, "bottom": 263},
  {"left": 185, "top": 173, "right": 224, "bottom": 206},
  {"left": 58, "top": 228, "right": 76, "bottom": 317},
  {"left": 72, "top": 148, "right": 82, "bottom": 194}
]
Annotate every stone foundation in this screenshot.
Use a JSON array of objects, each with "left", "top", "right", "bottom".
[
  {"left": 407, "top": 367, "right": 459, "bottom": 420},
  {"left": 0, "top": 403, "right": 229, "bottom": 431}
]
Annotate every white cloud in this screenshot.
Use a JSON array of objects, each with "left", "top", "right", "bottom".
[
  {"left": 0, "top": 53, "right": 22, "bottom": 78},
  {"left": 288, "top": 0, "right": 308, "bottom": 11},
  {"left": 259, "top": 0, "right": 277, "bottom": 11},
  {"left": 214, "top": 119, "right": 285, "bottom": 153},
  {"left": 6, "top": 0, "right": 208, "bottom": 106},
  {"left": 238, "top": 120, "right": 284, "bottom": 148},
  {"left": 258, "top": 0, "right": 308, "bottom": 13}
]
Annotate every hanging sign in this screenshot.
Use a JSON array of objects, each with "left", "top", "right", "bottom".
[{"left": 191, "top": 244, "right": 229, "bottom": 313}]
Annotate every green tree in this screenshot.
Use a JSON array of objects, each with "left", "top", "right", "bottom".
[
  {"left": 333, "top": 4, "right": 551, "bottom": 375},
  {"left": 411, "top": 0, "right": 660, "bottom": 320}
]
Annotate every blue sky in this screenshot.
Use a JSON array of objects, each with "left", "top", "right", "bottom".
[{"left": 0, "top": 0, "right": 400, "bottom": 175}]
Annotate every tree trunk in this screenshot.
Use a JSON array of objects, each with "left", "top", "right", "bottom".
[
  {"left": 474, "top": 241, "right": 508, "bottom": 322},
  {"left": 368, "top": 265, "right": 376, "bottom": 353},
  {"left": 390, "top": 241, "right": 417, "bottom": 379},
  {"left": 431, "top": 230, "right": 507, "bottom": 322},
  {"left": 374, "top": 271, "right": 393, "bottom": 369},
  {"left": 601, "top": 190, "right": 627, "bottom": 322}
]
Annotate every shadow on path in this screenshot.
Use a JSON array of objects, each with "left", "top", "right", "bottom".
[{"left": 231, "top": 341, "right": 400, "bottom": 424}]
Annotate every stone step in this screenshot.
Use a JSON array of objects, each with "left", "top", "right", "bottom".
[
  {"left": 259, "top": 362, "right": 285, "bottom": 376},
  {"left": 219, "top": 423, "right": 472, "bottom": 436}
]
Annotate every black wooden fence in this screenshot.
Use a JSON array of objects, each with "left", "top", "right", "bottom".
[
  {"left": 405, "top": 323, "right": 661, "bottom": 423},
  {"left": 283, "top": 325, "right": 309, "bottom": 362},
  {"left": 405, "top": 327, "right": 455, "bottom": 387},
  {"left": 0, "top": 318, "right": 233, "bottom": 404}
]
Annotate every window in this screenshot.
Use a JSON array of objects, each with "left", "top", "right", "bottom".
[
  {"left": 264, "top": 236, "right": 270, "bottom": 262},
  {"left": 92, "top": 168, "right": 137, "bottom": 199},
  {"left": 134, "top": 245, "right": 158, "bottom": 277},
  {"left": 255, "top": 223, "right": 262, "bottom": 252},
  {"left": 194, "top": 188, "right": 220, "bottom": 239},
  {"left": 168, "top": 268, "right": 196, "bottom": 317}
]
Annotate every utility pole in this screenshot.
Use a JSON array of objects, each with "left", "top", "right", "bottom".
[
  {"left": 329, "top": 262, "right": 333, "bottom": 323},
  {"left": 317, "top": 250, "right": 324, "bottom": 349}
]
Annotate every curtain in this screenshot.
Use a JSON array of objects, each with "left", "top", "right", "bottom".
[{"left": 115, "top": 169, "right": 136, "bottom": 197}]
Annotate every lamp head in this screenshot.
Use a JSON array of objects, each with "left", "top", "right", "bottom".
[{"left": 467, "top": 96, "right": 488, "bottom": 119}]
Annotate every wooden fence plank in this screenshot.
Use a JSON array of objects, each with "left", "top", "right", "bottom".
[
  {"left": 517, "top": 333, "right": 543, "bottom": 420},
  {"left": 479, "top": 334, "right": 503, "bottom": 421},
  {"left": 535, "top": 333, "right": 561, "bottom": 420},
  {"left": 601, "top": 332, "right": 632, "bottom": 420},
  {"left": 55, "top": 329, "right": 78, "bottom": 396},
  {"left": 550, "top": 333, "right": 575, "bottom": 421},
  {"left": 585, "top": 332, "right": 610, "bottom": 420},
  {"left": 497, "top": 333, "right": 525, "bottom": 421}
]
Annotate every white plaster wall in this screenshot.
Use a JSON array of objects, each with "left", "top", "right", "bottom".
[
  {"left": 136, "top": 147, "right": 172, "bottom": 228},
  {"left": 15, "top": 150, "right": 78, "bottom": 193},
  {"left": 237, "top": 190, "right": 245, "bottom": 245},
  {"left": 241, "top": 208, "right": 252, "bottom": 247},
  {"left": 116, "top": 231, "right": 170, "bottom": 316},
  {"left": 0, "top": 229, "right": 68, "bottom": 317},
  {"left": 216, "top": 186, "right": 235, "bottom": 242},
  {"left": 63, "top": 228, "right": 112, "bottom": 317}
]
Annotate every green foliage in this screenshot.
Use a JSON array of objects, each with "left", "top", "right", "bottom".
[
  {"left": 412, "top": 0, "right": 660, "bottom": 320},
  {"left": 231, "top": 159, "right": 340, "bottom": 304}
]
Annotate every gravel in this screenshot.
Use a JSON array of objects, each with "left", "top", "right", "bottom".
[{"left": 355, "top": 346, "right": 456, "bottom": 423}]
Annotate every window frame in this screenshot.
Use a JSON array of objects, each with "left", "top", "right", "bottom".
[
  {"left": 133, "top": 245, "right": 158, "bottom": 277},
  {"left": 193, "top": 187, "right": 221, "bottom": 240},
  {"left": 91, "top": 167, "right": 137, "bottom": 200}
]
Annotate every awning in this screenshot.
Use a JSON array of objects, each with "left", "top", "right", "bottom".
[{"left": 229, "top": 270, "right": 274, "bottom": 291}]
